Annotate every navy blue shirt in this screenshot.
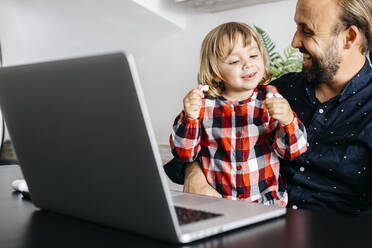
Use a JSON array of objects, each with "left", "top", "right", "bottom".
[
  {"left": 272, "top": 58, "right": 372, "bottom": 216},
  {"left": 164, "top": 58, "right": 372, "bottom": 217}
]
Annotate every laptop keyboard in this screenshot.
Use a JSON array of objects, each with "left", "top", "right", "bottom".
[{"left": 174, "top": 206, "right": 223, "bottom": 225}]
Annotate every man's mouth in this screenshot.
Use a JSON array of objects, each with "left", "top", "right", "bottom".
[
  {"left": 302, "top": 53, "right": 312, "bottom": 67},
  {"left": 299, "top": 47, "right": 312, "bottom": 67},
  {"left": 303, "top": 53, "right": 312, "bottom": 60},
  {"left": 241, "top": 72, "right": 257, "bottom": 80}
]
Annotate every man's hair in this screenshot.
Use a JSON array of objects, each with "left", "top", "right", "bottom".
[
  {"left": 198, "top": 22, "right": 271, "bottom": 97},
  {"left": 336, "top": 0, "right": 372, "bottom": 60}
]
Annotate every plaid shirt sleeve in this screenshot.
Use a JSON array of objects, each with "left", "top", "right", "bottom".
[
  {"left": 170, "top": 111, "right": 202, "bottom": 162},
  {"left": 272, "top": 113, "right": 308, "bottom": 160},
  {"left": 266, "top": 85, "right": 307, "bottom": 160}
]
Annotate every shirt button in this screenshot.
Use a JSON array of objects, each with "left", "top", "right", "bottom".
[
  {"left": 300, "top": 167, "right": 305, "bottom": 172},
  {"left": 292, "top": 205, "right": 298, "bottom": 210},
  {"left": 236, "top": 131, "right": 241, "bottom": 137},
  {"left": 319, "top": 108, "right": 324, "bottom": 114},
  {"left": 237, "top": 165, "right": 242, "bottom": 170}
]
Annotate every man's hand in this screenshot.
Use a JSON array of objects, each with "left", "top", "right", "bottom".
[
  {"left": 264, "top": 97, "right": 294, "bottom": 126},
  {"left": 183, "top": 161, "right": 222, "bottom": 198}
]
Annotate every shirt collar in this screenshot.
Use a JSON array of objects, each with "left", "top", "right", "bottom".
[
  {"left": 217, "top": 87, "right": 258, "bottom": 106},
  {"left": 338, "top": 57, "right": 372, "bottom": 102}
]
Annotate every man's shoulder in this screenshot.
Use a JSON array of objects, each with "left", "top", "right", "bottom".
[{"left": 269, "top": 72, "right": 303, "bottom": 91}]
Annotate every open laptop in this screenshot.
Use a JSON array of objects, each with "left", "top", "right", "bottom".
[{"left": 0, "top": 52, "right": 286, "bottom": 243}]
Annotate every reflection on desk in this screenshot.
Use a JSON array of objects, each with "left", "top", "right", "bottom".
[{"left": 1, "top": 165, "right": 372, "bottom": 248}]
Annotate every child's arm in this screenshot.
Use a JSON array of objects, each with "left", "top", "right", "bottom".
[
  {"left": 264, "top": 90, "right": 307, "bottom": 160},
  {"left": 272, "top": 112, "right": 307, "bottom": 160},
  {"left": 170, "top": 85, "right": 208, "bottom": 162},
  {"left": 170, "top": 111, "right": 202, "bottom": 162}
]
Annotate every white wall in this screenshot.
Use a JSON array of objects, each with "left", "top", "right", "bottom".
[{"left": 0, "top": 0, "right": 298, "bottom": 144}]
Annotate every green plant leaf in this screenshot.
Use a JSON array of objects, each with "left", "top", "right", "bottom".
[{"left": 254, "top": 25, "right": 303, "bottom": 79}]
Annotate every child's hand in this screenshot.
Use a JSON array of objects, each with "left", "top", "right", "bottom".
[
  {"left": 264, "top": 97, "right": 294, "bottom": 126},
  {"left": 183, "top": 85, "right": 206, "bottom": 120}
]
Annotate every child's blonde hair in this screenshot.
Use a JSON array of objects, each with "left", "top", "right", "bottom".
[{"left": 198, "top": 22, "right": 271, "bottom": 97}]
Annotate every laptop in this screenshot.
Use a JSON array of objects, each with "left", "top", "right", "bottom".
[{"left": 0, "top": 52, "right": 286, "bottom": 243}]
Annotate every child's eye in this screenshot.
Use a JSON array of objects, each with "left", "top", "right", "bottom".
[{"left": 229, "top": 60, "right": 239, "bottom": 65}]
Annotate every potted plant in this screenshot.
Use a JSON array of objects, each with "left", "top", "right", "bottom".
[{"left": 254, "top": 26, "right": 303, "bottom": 80}]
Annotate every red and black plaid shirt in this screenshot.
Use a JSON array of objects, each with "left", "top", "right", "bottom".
[{"left": 170, "top": 85, "right": 307, "bottom": 207}]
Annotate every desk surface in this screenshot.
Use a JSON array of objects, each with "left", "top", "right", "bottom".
[{"left": 1, "top": 165, "right": 371, "bottom": 248}]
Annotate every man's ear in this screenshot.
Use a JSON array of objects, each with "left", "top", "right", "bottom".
[{"left": 343, "top": 25, "right": 359, "bottom": 50}]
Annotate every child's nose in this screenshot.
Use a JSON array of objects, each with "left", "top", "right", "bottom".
[{"left": 243, "top": 60, "right": 252, "bottom": 69}]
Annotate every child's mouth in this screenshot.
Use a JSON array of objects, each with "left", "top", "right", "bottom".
[{"left": 241, "top": 72, "right": 257, "bottom": 80}]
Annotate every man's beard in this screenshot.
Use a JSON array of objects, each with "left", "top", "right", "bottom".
[{"left": 301, "top": 39, "right": 341, "bottom": 85}]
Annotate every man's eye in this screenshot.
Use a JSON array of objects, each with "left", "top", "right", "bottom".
[
  {"left": 302, "top": 29, "right": 312, "bottom": 35},
  {"left": 250, "top": 55, "right": 258, "bottom": 58}
]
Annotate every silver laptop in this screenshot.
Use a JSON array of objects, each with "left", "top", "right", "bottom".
[{"left": 0, "top": 52, "right": 286, "bottom": 243}]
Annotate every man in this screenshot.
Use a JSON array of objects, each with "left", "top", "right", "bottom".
[{"left": 164, "top": 0, "right": 372, "bottom": 216}]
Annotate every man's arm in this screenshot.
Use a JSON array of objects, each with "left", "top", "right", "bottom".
[
  {"left": 183, "top": 161, "right": 222, "bottom": 198},
  {"left": 163, "top": 158, "right": 221, "bottom": 197},
  {"left": 163, "top": 158, "right": 186, "bottom": 185}
]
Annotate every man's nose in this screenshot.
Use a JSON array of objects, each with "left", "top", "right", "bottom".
[{"left": 291, "top": 30, "right": 302, "bottom": 48}]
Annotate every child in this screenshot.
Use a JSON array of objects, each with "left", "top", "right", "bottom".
[{"left": 170, "top": 22, "right": 307, "bottom": 207}]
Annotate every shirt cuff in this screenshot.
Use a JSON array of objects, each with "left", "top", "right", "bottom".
[
  {"left": 278, "top": 112, "right": 299, "bottom": 135},
  {"left": 180, "top": 111, "right": 199, "bottom": 127}
]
